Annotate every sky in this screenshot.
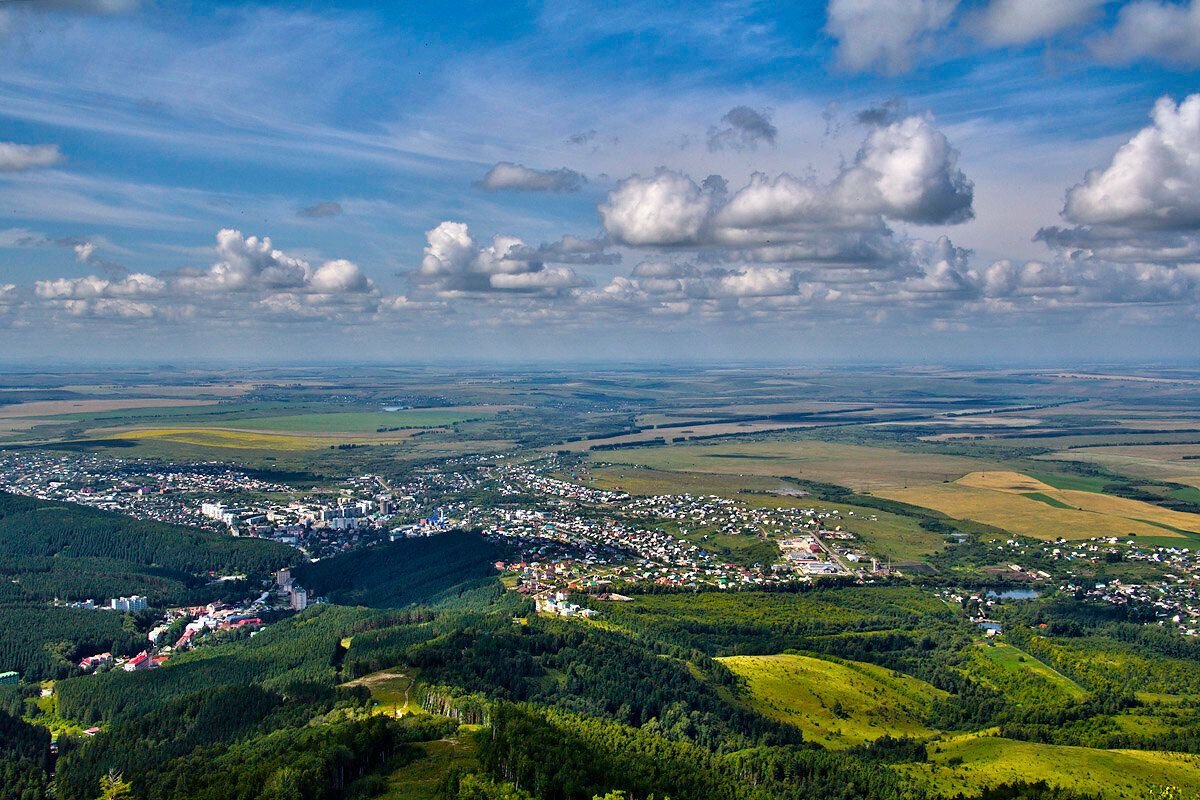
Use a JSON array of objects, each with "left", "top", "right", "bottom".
[{"left": 1, "top": 0, "right": 1199, "bottom": 365}]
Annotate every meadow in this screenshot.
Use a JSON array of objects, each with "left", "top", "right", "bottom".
[
  {"left": 718, "top": 653, "right": 945, "bottom": 748},
  {"left": 898, "top": 734, "right": 1200, "bottom": 800}
]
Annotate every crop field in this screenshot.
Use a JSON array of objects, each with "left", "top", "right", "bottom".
[
  {"left": 192, "top": 408, "right": 495, "bottom": 433},
  {"left": 966, "top": 642, "right": 1086, "bottom": 706},
  {"left": 718, "top": 653, "right": 945, "bottom": 748},
  {"left": 1039, "top": 444, "right": 1200, "bottom": 483},
  {"left": 898, "top": 733, "right": 1200, "bottom": 799},
  {"left": 880, "top": 471, "right": 1200, "bottom": 541},
  {"left": 99, "top": 427, "right": 379, "bottom": 451},
  {"left": 590, "top": 439, "right": 1002, "bottom": 491},
  {"left": 0, "top": 398, "right": 220, "bottom": 418}
]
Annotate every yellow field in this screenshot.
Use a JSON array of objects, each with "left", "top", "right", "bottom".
[
  {"left": 103, "top": 427, "right": 353, "bottom": 451},
  {"left": 880, "top": 471, "right": 1200, "bottom": 540},
  {"left": 719, "top": 653, "right": 946, "bottom": 748},
  {"left": 590, "top": 440, "right": 999, "bottom": 491},
  {"left": 898, "top": 732, "right": 1200, "bottom": 800}
]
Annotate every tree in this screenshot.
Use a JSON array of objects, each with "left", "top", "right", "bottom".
[{"left": 97, "top": 771, "right": 134, "bottom": 800}]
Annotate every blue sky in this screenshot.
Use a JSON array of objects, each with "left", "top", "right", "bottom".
[{"left": 1, "top": 0, "right": 1199, "bottom": 363}]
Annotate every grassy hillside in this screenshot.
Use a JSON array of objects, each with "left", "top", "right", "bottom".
[
  {"left": 899, "top": 733, "right": 1200, "bottom": 799},
  {"left": 719, "top": 653, "right": 945, "bottom": 748}
]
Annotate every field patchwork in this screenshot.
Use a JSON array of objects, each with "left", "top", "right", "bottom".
[{"left": 880, "top": 471, "right": 1200, "bottom": 541}]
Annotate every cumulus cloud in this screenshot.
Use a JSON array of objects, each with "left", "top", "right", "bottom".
[
  {"left": 414, "top": 221, "right": 592, "bottom": 293},
  {"left": 826, "top": 0, "right": 958, "bottom": 74},
  {"left": 1063, "top": 94, "right": 1200, "bottom": 230},
  {"left": 707, "top": 106, "right": 778, "bottom": 152},
  {"left": 0, "top": 143, "right": 63, "bottom": 172},
  {"left": 601, "top": 114, "right": 972, "bottom": 251},
  {"left": 836, "top": 115, "right": 974, "bottom": 224},
  {"left": 972, "top": 0, "right": 1103, "bottom": 45},
  {"left": 479, "top": 162, "right": 586, "bottom": 192},
  {"left": 29, "top": 229, "right": 378, "bottom": 323},
  {"left": 1092, "top": 0, "right": 1200, "bottom": 67},
  {"left": 298, "top": 201, "right": 343, "bottom": 218}
]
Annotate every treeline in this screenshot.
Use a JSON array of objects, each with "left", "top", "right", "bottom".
[
  {"left": 0, "top": 492, "right": 295, "bottom": 603},
  {"left": 0, "top": 709, "right": 49, "bottom": 800},
  {"left": 294, "top": 531, "right": 499, "bottom": 608},
  {"left": 448, "top": 702, "right": 916, "bottom": 800},
  {"left": 0, "top": 605, "right": 145, "bottom": 681}
]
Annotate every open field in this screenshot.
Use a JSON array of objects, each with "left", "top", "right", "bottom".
[
  {"left": 555, "top": 420, "right": 827, "bottom": 452},
  {"left": 718, "top": 653, "right": 945, "bottom": 748},
  {"left": 590, "top": 439, "right": 1002, "bottom": 491},
  {"left": 898, "top": 733, "right": 1200, "bottom": 800},
  {"left": 343, "top": 668, "right": 422, "bottom": 717},
  {"left": 0, "top": 398, "right": 220, "bottom": 418},
  {"left": 192, "top": 408, "right": 490, "bottom": 433},
  {"left": 1039, "top": 444, "right": 1200, "bottom": 483},
  {"left": 380, "top": 734, "right": 479, "bottom": 800},
  {"left": 881, "top": 471, "right": 1200, "bottom": 541},
  {"left": 583, "top": 464, "right": 949, "bottom": 562},
  {"left": 966, "top": 642, "right": 1087, "bottom": 706},
  {"left": 99, "top": 427, "right": 401, "bottom": 451}
]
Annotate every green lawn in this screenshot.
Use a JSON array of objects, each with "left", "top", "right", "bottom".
[{"left": 718, "top": 653, "right": 946, "bottom": 748}]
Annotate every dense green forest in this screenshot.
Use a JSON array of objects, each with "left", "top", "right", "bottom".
[
  {"left": 294, "top": 531, "right": 499, "bottom": 607},
  {"left": 0, "top": 492, "right": 298, "bottom": 682},
  {"left": 2, "top": 515, "right": 1196, "bottom": 800},
  {"left": 0, "top": 492, "right": 295, "bottom": 603}
]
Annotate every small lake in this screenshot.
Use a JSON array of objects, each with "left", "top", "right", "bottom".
[{"left": 985, "top": 588, "right": 1041, "bottom": 600}]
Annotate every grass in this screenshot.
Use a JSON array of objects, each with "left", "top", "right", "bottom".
[
  {"left": 380, "top": 734, "right": 479, "bottom": 800},
  {"left": 584, "top": 464, "right": 948, "bottom": 562},
  {"left": 100, "top": 427, "right": 353, "bottom": 451},
  {"left": 967, "top": 642, "right": 1087, "bottom": 705},
  {"left": 589, "top": 439, "right": 1001, "bottom": 492},
  {"left": 899, "top": 733, "right": 1200, "bottom": 800},
  {"left": 718, "top": 653, "right": 946, "bottom": 748},
  {"left": 1022, "top": 492, "right": 1075, "bottom": 509},
  {"left": 342, "top": 668, "right": 424, "bottom": 717},
  {"left": 881, "top": 471, "right": 1200, "bottom": 541},
  {"left": 195, "top": 409, "right": 487, "bottom": 433}
]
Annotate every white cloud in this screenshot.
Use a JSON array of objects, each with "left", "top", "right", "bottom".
[
  {"left": 1092, "top": 1, "right": 1200, "bottom": 67},
  {"left": 825, "top": 0, "right": 958, "bottom": 74},
  {"left": 599, "top": 170, "right": 717, "bottom": 246},
  {"left": 1063, "top": 94, "right": 1200, "bottom": 229},
  {"left": 0, "top": 142, "right": 63, "bottom": 171},
  {"left": 836, "top": 115, "right": 974, "bottom": 224},
  {"left": 414, "top": 221, "right": 590, "bottom": 293},
  {"left": 479, "top": 162, "right": 586, "bottom": 192},
  {"left": 973, "top": 0, "right": 1103, "bottom": 45}
]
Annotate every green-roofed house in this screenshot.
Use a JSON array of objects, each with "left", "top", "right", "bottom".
[{"left": 0, "top": 671, "right": 18, "bottom": 686}]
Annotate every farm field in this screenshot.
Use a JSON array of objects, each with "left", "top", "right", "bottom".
[
  {"left": 97, "top": 427, "right": 392, "bottom": 451},
  {"left": 190, "top": 408, "right": 498, "bottom": 433},
  {"left": 1038, "top": 444, "right": 1200, "bottom": 483},
  {"left": 718, "top": 653, "right": 945, "bottom": 748},
  {"left": 590, "top": 439, "right": 1002, "bottom": 491},
  {"left": 898, "top": 733, "right": 1200, "bottom": 800},
  {"left": 880, "top": 471, "right": 1200, "bottom": 541}
]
